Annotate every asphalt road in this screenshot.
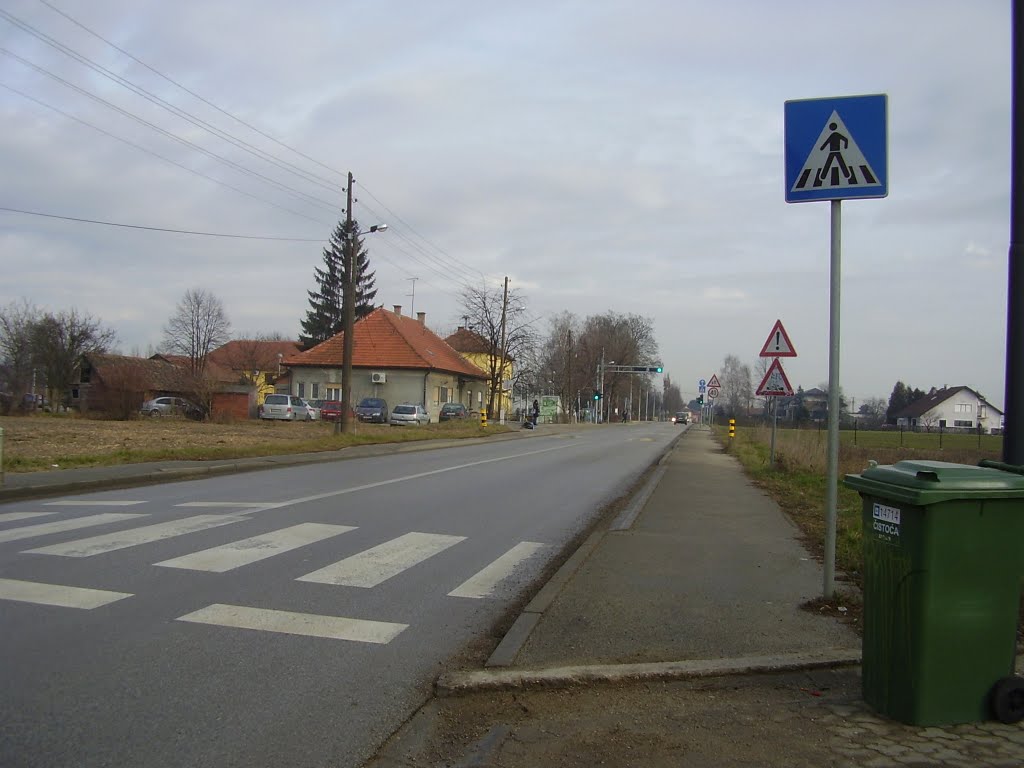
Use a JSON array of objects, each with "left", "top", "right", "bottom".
[{"left": 0, "top": 424, "right": 677, "bottom": 768}]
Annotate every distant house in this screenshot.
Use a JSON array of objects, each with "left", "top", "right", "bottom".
[
  {"left": 206, "top": 339, "right": 302, "bottom": 406},
  {"left": 282, "top": 306, "right": 488, "bottom": 421},
  {"left": 73, "top": 353, "right": 198, "bottom": 416},
  {"left": 777, "top": 387, "right": 829, "bottom": 422},
  {"left": 444, "top": 325, "right": 514, "bottom": 419},
  {"left": 894, "top": 386, "right": 1004, "bottom": 434}
]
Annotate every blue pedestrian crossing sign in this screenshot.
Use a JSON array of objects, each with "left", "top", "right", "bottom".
[{"left": 784, "top": 94, "right": 888, "bottom": 203}]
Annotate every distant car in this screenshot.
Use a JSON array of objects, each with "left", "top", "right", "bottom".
[
  {"left": 259, "top": 394, "right": 312, "bottom": 421},
  {"left": 319, "top": 401, "right": 343, "bottom": 421},
  {"left": 438, "top": 402, "right": 469, "bottom": 421},
  {"left": 302, "top": 399, "right": 321, "bottom": 420},
  {"left": 355, "top": 397, "right": 389, "bottom": 424},
  {"left": 140, "top": 396, "right": 205, "bottom": 420},
  {"left": 389, "top": 403, "right": 429, "bottom": 426},
  {"left": 672, "top": 411, "right": 688, "bottom": 425}
]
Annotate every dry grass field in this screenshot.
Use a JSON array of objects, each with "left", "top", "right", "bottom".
[{"left": 0, "top": 413, "right": 498, "bottom": 473}]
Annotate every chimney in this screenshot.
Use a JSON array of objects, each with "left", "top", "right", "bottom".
[
  {"left": 393, "top": 305, "right": 402, "bottom": 316},
  {"left": 457, "top": 326, "right": 465, "bottom": 332},
  {"left": 417, "top": 312, "right": 426, "bottom": 325}
]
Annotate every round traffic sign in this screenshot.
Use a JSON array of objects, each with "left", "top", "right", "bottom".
[{"left": 708, "top": 387, "right": 720, "bottom": 399}]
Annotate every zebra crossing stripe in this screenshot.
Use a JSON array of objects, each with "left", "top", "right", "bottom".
[
  {"left": 177, "top": 604, "right": 407, "bottom": 644},
  {"left": 448, "top": 542, "right": 549, "bottom": 599},
  {"left": 44, "top": 500, "right": 147, "bottom": 506},
  {"left": 0, "top": 513, "right": 147, "bottom": 544},
  {"left": 23, "top": 515, "right": 247, "bottom": 557},
  {"left": 155, "top": 523, "right": 356, "bottom": 572},
  {"left": 0, "top": 512, "right": 56, "bottom": 524},
  {"left": 0, "top": 578, "right": 132, "bottom": 609},
  {"left": 297, "top": 532, "right": 466, "bottom": 588}
]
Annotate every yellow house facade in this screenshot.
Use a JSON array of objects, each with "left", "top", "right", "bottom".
[{"left": 444, "top": 327, "right": 514, "bottom": 419}]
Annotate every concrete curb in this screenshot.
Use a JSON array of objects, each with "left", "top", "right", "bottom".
[{"left": 440, "top": 649, "right": 863, "bottom": 696}]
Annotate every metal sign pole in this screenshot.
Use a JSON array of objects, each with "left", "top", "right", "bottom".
[
  {"left": 770, "top": 397, "right": 778, "bottom": 466},
  {"left": 824, "top": 199, "right": 842, "bottom": 598}
]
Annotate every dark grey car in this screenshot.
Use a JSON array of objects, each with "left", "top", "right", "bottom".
[{"left": 355, "top": 397, "right": 389, "bottom": 423}]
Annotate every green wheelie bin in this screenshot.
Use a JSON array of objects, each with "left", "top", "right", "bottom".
[{"left": 844, "top": 459, "right": 1024, "bottom": 726}]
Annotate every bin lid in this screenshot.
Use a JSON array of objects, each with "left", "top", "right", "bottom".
[{"left": 844, "top": 460, "right": 1024, "bottom": 506}]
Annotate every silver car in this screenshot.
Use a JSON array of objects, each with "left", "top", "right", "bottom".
[
  {"left": 389, "top": 403, "right": 430, "bottom": 426},
  {"left": 259, "top": 394, "right": 311, "bottom": 421}
]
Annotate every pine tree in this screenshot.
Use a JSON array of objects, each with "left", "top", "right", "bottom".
[{"left": 300, "top": 220, "right": 379, "bottom": 349}]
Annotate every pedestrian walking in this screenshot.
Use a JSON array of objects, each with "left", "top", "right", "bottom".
[{"left": 532, "top": 399, "right": 540, "bottom": 426}]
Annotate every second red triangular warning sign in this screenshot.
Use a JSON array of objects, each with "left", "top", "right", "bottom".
[
  {"left": 759, "top": 320, "right": 797, "bottom": 358},
  {"left": 756, "top": 359, "right": 794, "bottom": 397}
]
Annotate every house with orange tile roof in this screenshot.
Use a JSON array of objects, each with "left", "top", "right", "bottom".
[{"left": 281, "top": 306, "right": 489, "bottom": 421}]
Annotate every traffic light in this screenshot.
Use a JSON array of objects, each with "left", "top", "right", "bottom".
[
  {"left": 655, "top": 366, "right": 663, "bottom": 373},
  {"left": 697, "top": 394, "right": 704, "bottom": 405},
  {"left": 593, "top": 391, "right": 601, "bottom": 401}
]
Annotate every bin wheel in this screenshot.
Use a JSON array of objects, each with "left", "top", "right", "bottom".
[{"left": 990, "top": 675, "right": 1024, "bottom": 724}]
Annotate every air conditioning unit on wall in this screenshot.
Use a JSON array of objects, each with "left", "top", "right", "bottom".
[{"left": 370, "top": 372, "right": 387, "bottom": 384}]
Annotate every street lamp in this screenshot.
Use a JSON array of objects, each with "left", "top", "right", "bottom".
[{"left": 338, "top": 185, "right": 388, "bottom": 434}]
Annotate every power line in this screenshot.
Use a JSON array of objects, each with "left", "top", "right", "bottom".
[
  {"left": 358, "top": 181, "right": 486, "bottom": 279},
  {"left": 0, "top": 206, "right": 327, "bottom": 241},
  {"left": 0, "top": 81, "right": 331, "bottom": 226},
  {"left": 8, "top": 3, "right": 488, "bottom": 283},
  {"left": 34, "top": 0, "right": 347, "bottom": 183},
  {"left": 1, "top": 5, "right": 340, "bottom": 193},
  {"left": 0, "top": 47, "right": 341, "bottom": 216}
]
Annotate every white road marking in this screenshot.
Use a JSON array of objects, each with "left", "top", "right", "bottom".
[
  {"left": 155, "top": 523, "right": 356, "bottom": 572},
  {"left": 255, "top": 442, "right": 579, "bottom": 513},
  {"left": 23, "top": 515, "right": 247, "bottom": 557},
  {"left": 0, "top": 513, "right": 147, "bottom": 544},
  {"left": 448, "top": 542, "right": 549, "bottom": 599},
  {"left": 175, "top": 502, "right": 275, "bottom": 510},
  {"left": 0, "top": 512, "right": 55, "bottom": 524},
  {"left": 297, "top": 532, "right": 466, "bottom": 588},
  {"left": 0, "top": 578, "right": 132, "bottom": 609},
  {"left": 44, "top": 500, "right": 147, "bottom": 506},
  {"left": 177, "top": 604, "right": 407, "bottom": 644}
]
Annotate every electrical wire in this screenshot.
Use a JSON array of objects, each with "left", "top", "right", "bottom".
[
  {"left": 1, "top": 48, "right": 341, "bottom": 216},
  {"left": 0, "top": 81, "right": 332, "bottom": 226},
  {"left": 0, "top": 206, "right": 327, "bottom": 241},
  {"left": 34, "top": 0, "right": 347, "bottom": 183},
  {"left": 1, "top": 5, "right": 340, "bottom": 193}
]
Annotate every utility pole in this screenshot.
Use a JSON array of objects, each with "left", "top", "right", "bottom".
[
  {"left": 339, "top": 172, "right": 356, "bottom": 435},
  {"left": 496, "top": 276, "right": 509, "bottom": 421}
]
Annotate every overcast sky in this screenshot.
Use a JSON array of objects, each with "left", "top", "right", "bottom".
[{"left": 0, "top": 1, "right": 1014, "bottom": 409}]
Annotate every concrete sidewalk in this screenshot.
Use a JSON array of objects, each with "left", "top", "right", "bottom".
[{"left": 371, "top": 427, "right": 1024, "bottom": 768}]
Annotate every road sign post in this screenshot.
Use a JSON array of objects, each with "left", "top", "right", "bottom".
[{"left": 785, "top": 94, "right": 887, "bottom": 599}]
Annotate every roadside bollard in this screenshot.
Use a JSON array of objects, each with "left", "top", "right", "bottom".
[
  {"left": 480, "top": 409, "right": 487, "bottom": 428},
  {"left": 729, "top": 419, "right": 736, "bottom": 439}
]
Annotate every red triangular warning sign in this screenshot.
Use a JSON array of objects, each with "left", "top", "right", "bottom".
[
  {"left": 707, "top": 374, "right": 721, "bottom": 389},
  {"left": 756, "top": 359, "right": 794, "bottom": 397},
  {"left": 759, "top": 320, "right": 797, "bottom": 358}
]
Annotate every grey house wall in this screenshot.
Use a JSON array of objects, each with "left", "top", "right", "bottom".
[{"left": 286, "top": 366, "right": 486, "bottom": 423}]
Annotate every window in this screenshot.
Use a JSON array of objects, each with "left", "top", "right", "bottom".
[
  {"left": 297, "top": 382, "right": 305, "bottom": 398},
  {"left": 326, "top": 386, "right": 340, "bottom": 400},
  {"left": 437, "top": 386, "right": 450, "bottom": 405},
  {"left": 954, "top": 403, "right": 973, "bottom": 413},
  {"left": 312, "top": 383, "right": 320, "bottom": 398},
  {"left": 954, "top": 420, "right": 973, "bottom": 428}
]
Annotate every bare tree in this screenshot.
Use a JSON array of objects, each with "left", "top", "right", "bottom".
[
  {"left": 720, "top": 354, "right": 753, "bottom": 418},
  {"left": 32, "top": 309, "right": 117, "bottom": 409},
  {"left": 162, "top": 289, "right": 231, "bottom": 375},
  {"left": 577, "top": 312, "right": 659, "bottom": 417},
  {"left": 459, "top": 281, "right": 536, "bottom": 418},
  {"left": 0, "top": 299, "right": 41, "bottom": 404}
]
